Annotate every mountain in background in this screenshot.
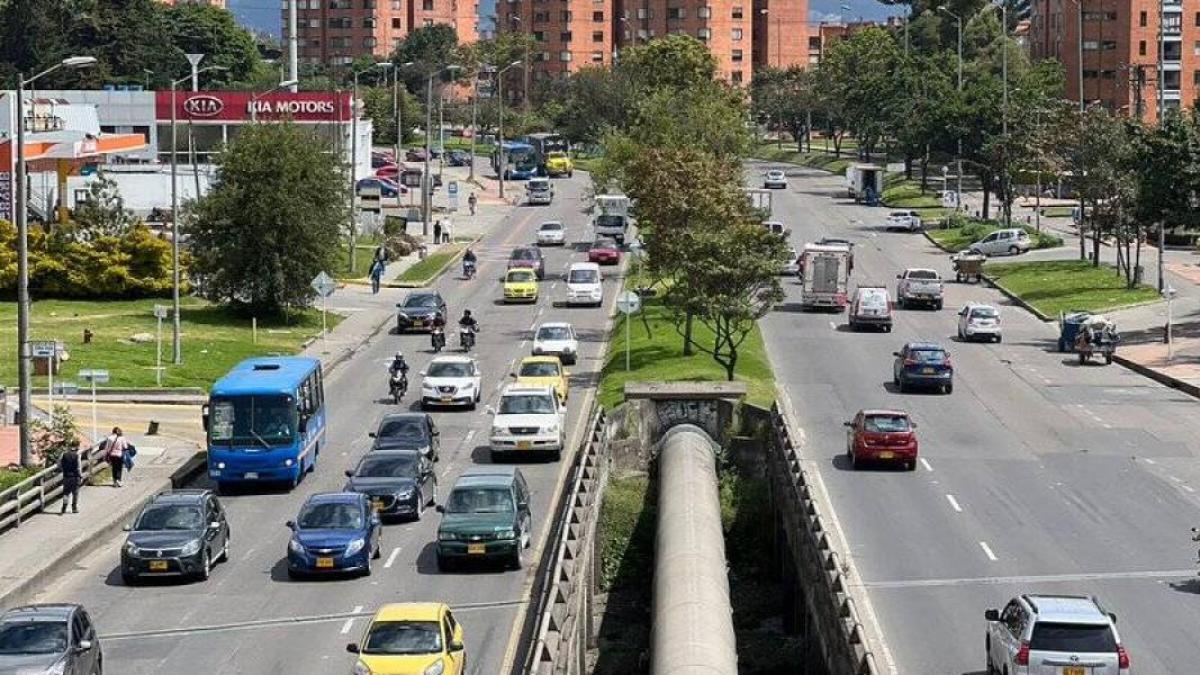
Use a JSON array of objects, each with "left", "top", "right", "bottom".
[{"left": 228, "top": 0, "right": 280, "bottom": 35}]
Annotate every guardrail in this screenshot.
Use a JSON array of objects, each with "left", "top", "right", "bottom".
[
  {"left": 0, "top": 444, "right": 108, "bottom": 534},
  {"left": 769, "top": 402, "right": 879, "bottom": 675},
  {"left": 523, "top": 403, "right": 609, "bottom": 675}
]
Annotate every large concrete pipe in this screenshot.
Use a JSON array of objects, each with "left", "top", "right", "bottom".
[{"left": 651, "top": 424, "right": 737, "bottom": 675}]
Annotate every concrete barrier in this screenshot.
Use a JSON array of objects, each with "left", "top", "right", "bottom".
[{"left": 651, "top": 424, "right": 737, "bottom": 675}]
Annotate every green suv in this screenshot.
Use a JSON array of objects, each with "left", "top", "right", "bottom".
[{"left": 435, "top": 466, "right": 531, "bottom": 571}]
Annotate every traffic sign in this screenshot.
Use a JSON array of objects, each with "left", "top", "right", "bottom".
[
  {"left": 78, "top": 369, "right": 110, "bottom": 384},
  {"left": 448, "top": 180, "right": 459, "bottom": 196},
  {"left": 616, "top": 290, "right": 641, "bottom": 315},
  {"left": 153, "top": 304, "right": 169, "bottom": 319},
  {"left": 310, "top": 271, "right": 337, "bottom": 298},
  {"left": 52, "top": 382, "right": 78, "bottom": 395},
  {"left": 30, "top": 340, "right": 57, "bottom": 358}
]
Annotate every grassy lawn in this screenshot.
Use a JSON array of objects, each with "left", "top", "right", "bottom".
[
  {"left": 1040, "top": 206, "right": 1075, "bottom": 218},
  {"left": 599, "top": 472, "right": 654, "bottom": 593},
  {"left": 985, "top": 260, "right": 1161, "bottom": 316},
  {"left": 927, "top": 219, "right": 1064, "bottom": 253},
  {"left": 883, "top": 179, "right": 944, "bottom": 208},
  {"left": 598, "top": 297, "right": 775, "bottom": 409},
  {"left": 0, "top": 467, "right": 39, "bottom": 492},
  {"left": 395, "top": 244, "right": 464, "bottom": 284},
  {"left": 750, "top": 142, "right": 854, "bottom": 175},
  {"left": 0, "top": 298, "right": 341, "bottom": 390},
  {"left": 333, "top": 244, "right": 378, "bottom": 280}
]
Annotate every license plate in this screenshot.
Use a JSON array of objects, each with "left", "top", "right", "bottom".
[
  {"left": 244, "top": 472, "right": 258, "bottom": 480},
  {"left": 878, "top": 452, "right": 895, "bottom": 459},
  {"left": 372, "top": 499, "right": 384, "bottom": 511},
  {"left": 1064, "top": 668, "right": 1084, "bottom": 675},
  {"left": 517, "top": 441, "right": 532, "bottom": 450},
  {"left": 148, "top": 560, "right": 168, "bottom": 571},
  {"left": 467, "top": 543, "right": 486, "bottom": 555},
  {"left": 440, "top": 396, "right": 452, "bottom": 402},
  {"left": 316, "top": 557, "right": 334, "bottom": 568},
  {"left": 921, "top": 367, "right": 935, "bottom": 374}
]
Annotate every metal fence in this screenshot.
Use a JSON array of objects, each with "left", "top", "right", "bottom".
[{"left": 0, "top": 445, "right": 108, "bottom": 534}]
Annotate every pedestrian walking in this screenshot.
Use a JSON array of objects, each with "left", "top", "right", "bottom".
[
  {"left": 59, "top": 446, "right": 81, "bottom": 514},
  {"left": 369, "top": 258, "right": 385, "bottom": 294},
  {"left": 442, "top": 218, "right": 453, "bottom": 244},
  {"left": 433, "top": 220, "right": 442, "bottom": 246},
  {"left": 102, "top": 427, "right": 130, "bottom": 487},
  {"left": 468, "top": 192, "right": 477, "bottom": 216},
  {"left": 373, "top": 243, "right": 388, "bottom": 264}
]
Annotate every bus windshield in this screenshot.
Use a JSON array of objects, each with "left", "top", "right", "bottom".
[{"left": 209, "top": 395, "right": 296, "bottom": 447}]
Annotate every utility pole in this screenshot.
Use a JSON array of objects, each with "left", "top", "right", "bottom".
[
  {"left": 1077, "top": 0, "right": 1086, "bottom": 261},
  {"left": 1158, "top": 0, "right": 1166, "bottom": 292},
  {"left": 940, "top": 7, "right": 964, "bottom": 212},
  {"left": 288, "top": 0, "right": 299, "bottom": 92},
  {"left": 1001, "top": 1, "right": 1010, "bottom": 226},
  {"left": 468, "top": 70, "right": 479, "bottom": 182}
]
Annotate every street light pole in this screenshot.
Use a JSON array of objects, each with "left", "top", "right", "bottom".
[
  {"left": 1158, "top": 0, "right": 1166, "bottom": 292},
  {"left": 495, "top": 60, "right": 522, "bottom": 202},
  {"left": 394, "top": 61, "right": 414, "bottom": 166},
  {"left": 468, "top": 70, "right": 479, "bottom": 182},
  {"left": 941, "top": 7, "right": 964, "bottom": 212},
  {"left": 423, "top": 65, "right": 462, "bottom": 236}
]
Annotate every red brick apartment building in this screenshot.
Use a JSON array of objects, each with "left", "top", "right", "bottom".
[{"left": 285, "top": 0, "right": 477, "bottom": 67}]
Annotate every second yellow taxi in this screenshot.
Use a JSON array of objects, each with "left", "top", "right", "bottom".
[
  {"left": 503, "top": 268, "right": 539, "bottom": 303},
  {"left": 514, "top": 355, "right": 569, "bottom": 404},
  {"left": 347, "top": 602, "right": 465, "bottom": 675}
]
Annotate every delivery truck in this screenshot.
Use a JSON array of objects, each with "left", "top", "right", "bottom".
[
  {"left": 800, "top": 243, "right": 852, "bottom": 310},
  {"left": 846, "top": 164, "right": 885, "bottom": 205}
]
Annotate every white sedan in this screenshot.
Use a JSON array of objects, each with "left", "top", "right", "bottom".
[
  {"left": 420, "top": 355, "right": 482, "bottom": 409},
  {"left": 536, "top": 221, "right": 566, "bottom": 246},
  {"left": 763, "top": 170, "right": 788, "bottom": 189},
  {"left": 532, "top": 322, "right": 579, "bottom": 365},
  {"left": 957, "top": 303, "right": 1002, "bottom": 343}
]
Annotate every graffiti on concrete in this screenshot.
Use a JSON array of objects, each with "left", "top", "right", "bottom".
[{"left": 656, "top": 399, "right": 722, "bottom": 439}]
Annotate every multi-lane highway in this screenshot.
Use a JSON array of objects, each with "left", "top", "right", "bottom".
[
  {"left": 29, "top": 173, "right": 618, "bottom": 674},
  {"left": 759, "top": 163, "right": 1200, "bottom": 673}
]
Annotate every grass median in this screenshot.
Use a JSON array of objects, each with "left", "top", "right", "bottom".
[
  {"left": 750, "top": 142, "right": 854, "bottom": 175},
  {"left": 927, "top": 218, "right": 1064, "bottom": 253},
  {"left": 0, "top": 298, "right": 340, "bottom": 390},
  {"left": 985, "top": 260, "right": 1161, "bottom": 316},
  {"left": 598, "top": 297, "right": 775, "bottom": 409},
  {"left": 394, "top": 244, "right": 464, "bottom": 285}
]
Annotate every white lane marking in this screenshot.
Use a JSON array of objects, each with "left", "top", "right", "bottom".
[
  {"left": 243, "top": 548, "right": 256, "bottom": 560},
  {"left": 536, "top": 306, "right": 544, "bottom": 317},
  {"left": 520, "top": 340, "right": 527, "bottom": 349},
  {"left": 945, "top": 494, "right": 963, "bottom": 513},
  {"left": 1144, "top": 458, "right": 1157, "bottom": 465},
  {"left": 340, "top": 606, "right": 364, "bottom": 634},
  {"left": 550, "top": 282, "right": 557, "bottom": 290},
  {"left": 464, "top": 430, "right": 477, "bottom": 443},
  {"left": 919, "top": 458, "right": 933, "bottom": 472},
  {"left": 829, "top": 321, "right": 836, "bottom": 330},
  {"left": 1183, "top": 485, "right": 1196, "bottom": 493},
  {"left": 979, "top": 541, "right": 998, "bottom": 562},
  {"left": 858, "top": 568, "right": 1199, "bottom": 590},
  {"left": 384, "top": 547, "right": 402, "bottom": 568},
  {"left": 1170, "top": 475, "right": 1184, "bottom": 484}
]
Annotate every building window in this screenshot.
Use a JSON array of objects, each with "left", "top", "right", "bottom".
[
  {"left": 559, "top": 51, "right": 572, "bottom": 62},
  {"left": 1195, "top": 11, "right": 1200, "bottom": 26},
  {"left": 732, "top": 27, "right": 743, "bottom": 40},
  {"left": 1165, "top": 40, "right": 1182, "bottom": 60},
  {"left": 392, "top": 0, "right": 402, "bottom": 9},
  {"left": 732, "top": 48, "right": 743, "bottom": 62},
  {"left": 329, "top": 0, "right": 351, "bottom": 8},
  {"left": 637, "top": 8, "right": 652, "bottom": 19},
  {"left": 731, "top": 70, "right": 743, "bottom": 84},
  {"left": 1165, "top": 70, "right": 1181, "bottom": 90},
  {"left": 1082, "top": 69, "right": 1097, "bottom": 79},
  {"left": 561, "top": 31, "right": 572, "bottom": 42},
  {"left": 535, "top": 11, "right": 549, "bottom": 22},
  {"left": 593, "top": 30, "right": 604, "bottom": 42},
  {"left": 328, "top": 17, "right": 352, "bottom": 28},
  {"left": 1082, "top": 40, "right": 1117, "bottom": 51},
  {"left": 591, "top": 51, "right": 604, "bottom": 62},
  {"left": 1082, "top": 10, "right": 1116, "bottom": 20},
  {"left": 392, "top": 18, "right": 402, "bottom": 29},
  {"left": 697, "top": 27, "right": 711, "bottom": 39},
  {"left": 538, "top": 51, "right": 550, "bottom": 61},
  {"left": 533, "top": 31, "right": 545, "bottom": 41},
  {"left": 1165, "top": 14, "right": 1182, "bottom": 33},
  {"left": 1139, "top": 11, "right": 1147, "bottom": 26},
  {"left": 668, "top": 7, "right": 686, "bottom": 19},
  {"left": 422, "top": 0, "right": 433, "bottom": 10},
  {"left": 1193, "top": 70, "right": 1200, "bottom": 86},
  {"left": 363, "top": 17, "right": 377, "bottom": 28},
  {"left": 561, "top": 10, "right": 572, "bottom": 20},
  {"left": 698, "top": 6, "right": 711, "bottom": 18},
  {"left": 593, "top": 10, "right": 604, "bottom": 21},
  {"left": 1194, "top": 40, "right": 1200, "bottom": 55},
  {"left": 363, "top": 37, "right": 377, "bottom": 48},
  {"left": 423, "top": 18, "right": 433, "bottom": 27},
  {"left": 363, "top": 0, "right": 376, "bottom": 7},
  {"left": 809, "top": 36, "right": 821, "bottom": 50},
  {"left": 732, "top": 6, "right": 743, "bottom": 19},
  {"left": 1139, "top": 40, "right": 1147, "bottom": 56}
]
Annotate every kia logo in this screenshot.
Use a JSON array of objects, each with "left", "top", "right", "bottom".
[{"left": 183, "top": 95, "right": 224, "bottom": 117}]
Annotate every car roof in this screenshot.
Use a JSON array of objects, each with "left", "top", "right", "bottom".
[
  {"left": 501, "top": 384, "right": 556, "bottom": 396},
  {"left": 404, "top": 291, "right": 442, "bottom": 301},
  {"left": 519, "top": 356, "right": 561, "bottom": 367},
  {"left": 905, "top": 342, "right": 945, "bottom": 351},
  {"left": 511, "top": 246, "right": 539, "bottom": 255},
  {"left": 537, "top": 321, "right": 573, "bottom": 330},
  {"left": 379, "top": 413, "right": 427, "bottom": 424},
  {"left": 966, "top": 303, "right": 998, "bottom": 311},
  {"left": 372, "top": 602, "right": 447, "bottom": 622},
  {"left": 506, "top": 268, "right": 536, "bottom": 276},
  {"left": 856, "top": 286, "right": 888, "bottom": 295},
  {"left": 905, "top": 268, "right": 938, "bottom": 274},
  {"left": 859, "top": 409, "right": 909, "bottom": 417},
  {"left": 1023, "top": 595, "right": 1109, "bottom": 623},
  {"left": 457, "top": 466, "right": 522, "bottom": 487},
  {"left": 2, "top": 604, "right": 79, "bottom": 622},
  {"left": 569, "top": 261, "right": 600, "bottom": 270},
  {"left": 305, "top": 491, "right": 364, "bottom": 506},
  {"left": 150, "top": 489, "right": 209, "bottom": 505},
  {"left": 538, "top": 221, "right": 563, "bottom": 227},
  {"left": 429, "top": 355, "right": 475, "bottom": 365},
  {"left": 360, "top": 449, "right": 422, "bottom": 460}
]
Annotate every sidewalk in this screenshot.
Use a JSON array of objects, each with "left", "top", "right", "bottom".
[{"left": 1114, "top": 336, "right": 1200, "bottom": 399}]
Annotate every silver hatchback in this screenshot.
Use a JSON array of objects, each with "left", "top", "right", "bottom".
[{"left": 985, "top": 594, "right": 1129, "bottom": 675}]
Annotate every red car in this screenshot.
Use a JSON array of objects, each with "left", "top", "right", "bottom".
[
  {"left": 375, "top": 163, "right": 401, "bottom": 179},
  {"left": 844, "top": 409, "right": 918, "bottom": 470},
  {"left": 588, "top": 237, "right": 621, "bottom": 265}
]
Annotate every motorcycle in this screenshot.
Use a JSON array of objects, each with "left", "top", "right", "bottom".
[
  {"left": 431, "top": 327, "right": 446, "bottom": 353},
  {"left": 460, "top": 326, "right": 477, "bottom": 352},
  {"left": 463, "top": 259, "right": 477, "bottom": 280},
  {"left": 389, "top": 371, "right": 408, "bottom": 404},
  {"left": 1193, "top": 528, "right": 1200, "bottom": 570}
]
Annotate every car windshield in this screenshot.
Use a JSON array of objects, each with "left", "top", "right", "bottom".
[
  {"left": 528, "top": 181, "right": 550, "bottom": 191},
  {"left": 863, "top": 415, "right": 911, "bottom": 433},
  {"left": 907, "top": 270, "right": 939, "bottom": 280},
  {"left": 510, "top": 249, "right": 537, "bottom": 261},
  {"left": 910, "top": 350, "right": 947, "bottom": 363},
  {"left": 569, "top": 269, "right": 599, "bottom": 284},
  {"left": 297, "top": 502, "right": 364, "bottom": 530},
  {"left": 890, "top": 212, "right": 913, "bottom": 218},
  {"left": 135, "top": 504, "right": 204, "bottom": 531},
  {"left": 508, "top": 270, "right": 536, "bottom": 282},
  {"left": 769, "top": 171, "right": 783, "bottom": 178},
  {"left": 404, "top": 295, "right": 440, "bottom": 309},
  {"left": 447, "top": 487, "right": 515, "bottom": 514},
  {"left": 362, "top": 620, "right": 442, "bottom": 655},
  {"left": 208, "top": 395, "right": 295, "bottom": 447},
  {"left": 1029, "top": 622, "right": 1116, "bottom": 652},
  {"left": 538, "top": 326, "right": 573, "bottom": 341},
  {"left": 970, "top": 307, "right": 999, "bottom": 319},
  {"left": 500, "top": 394, "right": 556, "bottom": 415},
  {"left": 356, "top": 455, "right": 419, "bottom": 478},
  {"left": 539, "top": 223, "right": 562, "bottom": 231},
  {"left": 596, "top": 215, "right": 625, "bottom": 228},
  {"left": 520, "top": 362, "right": 560, "bottom": 377},
  {"left": 860, "top": 292, "right": 887, "bottom": 308},
  {"left": 376, "top": 419, "right": 425, "bottom": 441},
  {"left": 0, "top": 621, "right": 67, "bottom": 655},
  {"left": 594, "top": 239, "right": 617, "bottom": 249},
  {"left": 427, "top": 362, "right": 472, "bottom": 378}
]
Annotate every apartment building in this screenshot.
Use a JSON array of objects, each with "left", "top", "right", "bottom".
[
  {"left": 1028, "top": 0, "right": 1176, "bottom": 121},
  {"left": 286, "top": 0, "right": 477, "bottom": 68},
  {"left": 498, "top": 0, "right": 616, "bottom": 83}
]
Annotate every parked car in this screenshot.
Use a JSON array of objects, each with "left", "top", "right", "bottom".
[
  {"left": 447, "top": 149, "right": 472, "bottom": 166},
  {"left": 343, "top": 450, "right": 437, "bottom": 521},
  {"left": 762, "top": 220, "right": 790, "bottom": 238},
  {"left": 420, "top": 356, "right": 482, "bottom": 409},
  {"left": 120, "top": 489, "right": 230, "bottom": 584},
  {"left": 0, "top": 604, "right": 102, "bottom": 675},
  {"left": 844, "top": 409, "right": 918, "bottom": 470},
  {"left": 532, "top": 322, "right": 579, "bottom": 364},
  {"left": 536, "top": 221, "right": 566, "bottom": 246},
  {"left": 503, "top": 268, "right": 539, "bottom": 303},
  {"left": 968, "top": 228, "right": 1031, "bottom": 256},
  {"left": 357, "top": 177, "right": 404, "bottom": 199},
  {"left": 405, "top": 148, "right": 430, "bottom": 162},
  {"left": 781, "top": 247, "right": 800, "bottom": 276},
  {"left": 489, "top": 385, "right": 565, "bottom": 460},
  {"left": 435, "top": 466, "right": 533, "bottom": 570},
  {"left": 346, "top": 603, "right": 466, "bottom": 675},
  {"left": 565, "top": 262, "right": 603, "bottom": 307},
  {"left": 885, "top": 210, "right": 923, "bottom": 232},
  {"left": 286, "top": 492, "right": 382, "bottom": 578},
  {"left": 370, "top": 152, "right": 395, "bottom": 169},
  {"left": 763, "top": 169, "right": 788, "bottom": 189},
  {"left": 892, "top": 342, "right": 954, "bottom": 394},
  {"left": 507, "top": 247, "right": 546, "bottom": 279},
  {"left": 896, "top": 268, "right": 944, "bottom": 310},
  {"left": 514, "top": 356, "right": 569, "bottom": 404},
  {"left": 848, "top": 287, "right": 892, "bottom": 332},
  {"left": 588, "top": 237, "right": 621, "bottom": 265},
  {"left": 369, "top": 412, "right": 440, "bottom": 461},
  {"left": 985, "top": 595, "right": 1129, "bottom": 675},
  {"left": 396, "top": 291, "right": 447, "bottom": 333},
  {"left": 374, "top": 164, "right": 400, "bottom": 179},
  {"left": 958, "top": 303, "right": 1002, "bottom": 342}
]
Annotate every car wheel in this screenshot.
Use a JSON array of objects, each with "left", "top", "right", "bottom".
[
  {"left": 898, "top": 379, "right": 907, "bottom": 393},
  {"left": 1008, "top": 245, "right": 1020, "bottom": 255},
  {"left": 287, "top": 567, "right": 302, "bottom": 581},
  {"left": 906, "top": 460, "right": 917, "bottom": 471},
  {"left": 436, "top": 554, "right": 451, "bottom": 573},
  {"left": 362, "top": 552, "right": 373, "bottom": 577},
  {"left": 121, "top": 571, "right": 137, "bottom": 586},
  {"left": 850, "top": 452, "right": 860, "bottom": 470},
  {"left": 945, "top": 383, "right": 954, "bottom": 394},
  {"left": 219, "top": 536, "right": 230, "bottom": 563},
  {"left": 491, "top": 449, "right": 506, "bottom": 463},
  {"left": 197, "top": 548, "right": 211, "bottom": 582},
  {"left": 935, "top": 301, "right": 943, "bottom": 310},
  {"left": 373, "top": 539, "right": 383, "bottom": 559},
  {"left": 509, "top": 546, "right": 524, "bottom": 570},
  {"left": 986, "top": 638, "right": 996, "bottom": 674},
  {"left": 995, "top": 335, "right": 1002, "bottom": 343},
  {"left": 884, "top": 324, "right": 892, "bottom": 333}
]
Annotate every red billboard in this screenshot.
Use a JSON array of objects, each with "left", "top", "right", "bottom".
[{"left": 155, "top": 91, "right": 352, "bottom": 123}]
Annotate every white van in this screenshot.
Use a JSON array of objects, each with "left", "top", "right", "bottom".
[
  {"left": 565, "top": 262, "right": 603, "bottom": 307},
  {"left": 526, "top": 177, "right": 554, "bottom": 206}
]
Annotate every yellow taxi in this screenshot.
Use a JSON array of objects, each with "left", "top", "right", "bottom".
[
  {"left": 348, "top": 602, "right": 465, "bottom": 675},
  {"left": 503, "top": 268, "right": 539, "bottom": 303},
  {"left": 514, "top": 356, "right": 569, "bottom": 404},
  {"left": 545, "top": 151, "right": 574, "bottom": 178}
]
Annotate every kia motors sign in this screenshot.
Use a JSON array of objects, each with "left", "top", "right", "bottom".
[{"left": 157, "top": 91, "right": 351, "bottom": 122}]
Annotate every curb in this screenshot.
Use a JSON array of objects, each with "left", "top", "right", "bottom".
[
  {"left": 1112, "top": 353, "right": 1200, "bottom": 400},
  {"left": 982, "top": 273, "right": 1054, "bottom": 322},
  {"left": 0, "top": 448, "right": 207, "bottom": 610},
  {"left": 388, "top": 236, "right": 482, "bottom": 288}
]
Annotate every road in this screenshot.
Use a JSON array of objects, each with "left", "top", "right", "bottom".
[
  {"left": 757, "top": 162, "right": 1200, "bottom": 674},
  {"left": 29, "top": 171, "right": 618, "bottom": 674}
]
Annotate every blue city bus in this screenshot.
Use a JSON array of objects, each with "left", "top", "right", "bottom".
[
  {"left": 522, "top": 133, "right": 570, "bottom": 175},
  {"left": 203, "top": 357, "right": 327, "bottom": 491},
  {"left": 491, "top": 141, "right": 538, "bottom": 180}
]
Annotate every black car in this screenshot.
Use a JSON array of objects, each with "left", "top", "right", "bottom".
[
  {"left": 343, "top": 450, "right": 437, "bottom": 521},
  {"left": 120, "top": 489, "right": 230, "bottom": 584},
  {"left": 369, "top": 412, "right": 440, "bottom": 461},
  {"left": 396, "top": 291, "right": 447, "bottom": 333},
  {"left": 447, "top": 149, "right": 472, "bottom": 167},
  {"left": 507, "top": 247, "right": 546, "bottom": 280},
  {"left": 0, "top": 604, "right": 102, "bottom": 675}
]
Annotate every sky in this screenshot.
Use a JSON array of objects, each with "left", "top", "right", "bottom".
[{"left": 229, "top": 0, "right": 898, "bottom": 37}]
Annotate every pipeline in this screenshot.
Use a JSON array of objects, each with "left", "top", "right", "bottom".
[{"left": 651, "top": 424, "right": 737, "bottom": 675}]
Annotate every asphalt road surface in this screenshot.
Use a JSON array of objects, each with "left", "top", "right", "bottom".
[
  {"left": 757, "top": 163, "right": 1200, "bottom": 674},
  {"left": 29, "top": 173, "right": 619, "bottom": 674}
]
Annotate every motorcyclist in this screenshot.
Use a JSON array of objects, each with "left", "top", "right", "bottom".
[
  {"left": 458, "top": 309, "right": 479, "bottom": 333},
  {"left": 462, "top": 248, "right": 478, "bottom": 278},
  {"left": 389, "top": 351, "right": 409, "bottom": 377},
  {"left": 430, "top": 312, "right": 447, "bottom": 351}
]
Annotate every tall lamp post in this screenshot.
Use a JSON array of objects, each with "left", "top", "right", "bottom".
[
  {"left": 495, "top": 60, "right": 523, "bottom": 202},
  {"left": 940, "top": 7, "right": 964, "bottom": 212},
  {"left": 169, "top": 65, "right": 227, "bottom": 365},
  {"left": 392, "top": 61, "right": 415, "bottom": 165},
  {"left": 424, "top": 65, "right": 462, "bottom": 236},
  {"left": 350, "top": 63, "right": 391, "bottom": 274},
  {"left": 249, "top": 78, "right": 300, "bottom": 123},
  {"left": 14, "top": 55, "right": 97, "bottom": 467}
]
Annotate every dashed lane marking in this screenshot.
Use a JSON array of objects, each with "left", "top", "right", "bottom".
[
  {"left": 945, "top": 494, "right": 963, "bottom": 513},
  {"left": 384, "top": 547, "right": 402, "bottom": 569},
  {"left": 857, "top": 568, "right": 1198, "bottom": 590},
  {"left": 340, "top": 606, "right": 363, "bottom": 634},
  {"left": 979, "top": 541, "right": 998, "bottom": 562},
  {"left": 919, "top": 458, "right": 933, "bottom": 472}
]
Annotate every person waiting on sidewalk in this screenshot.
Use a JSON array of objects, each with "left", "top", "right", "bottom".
[
  {"left": 59, "top": 446, "right": 81, "bottom": 514},
  {"left": 102, "top": 427, "right": 130, "bottom": 487},
  {"left": 442, "top": 218, "right": 453, "bottom": 244},
  {"left": 468, "top": 192, "right": 477, "bottom": 216},
  {"left": 369, "top": 258, "right": 385, "bottom": 295},
  {"left": 433, "top": 220, "right": 442, "bottom": 245}
]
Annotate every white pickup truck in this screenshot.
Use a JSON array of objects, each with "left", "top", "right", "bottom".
[{"left": 896, "top": 268, "right": 944, "bottom": 310}]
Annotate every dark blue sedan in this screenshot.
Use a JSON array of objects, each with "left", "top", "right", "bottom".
[
  {"left": 892, "top": 342, "right": 954, "bottom": 394},
  {"left": 286, "top": 492, "right": 382, "bottom": 579},
  {"left": 356, "top": 177, "right": 403, "bottom": 198}
]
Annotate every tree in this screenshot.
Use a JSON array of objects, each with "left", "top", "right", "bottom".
[
  {"left": 160, "top": 3, "right": 264, "bottom": 87},
  {"left": 361, "top": 85, "right": 420, "bottom": 145},
  {"left": 392, "top": 24, "right": 462, "bottom": 93},
  {"left": 70, "top": 175, "right": 137, "bottom": 239},
  {"left": 751, "top": 67, "right": 818, "bottom": 151},
  {"left": 816, "top": 27, "right": 904, "bottom": 158},
  {"left": 549, "top": 66, "right": 632, "bottom": 145},
  {"left": 0, "top": 0, "right": 75, "bottom": 85},
  {"left": 617, "top": 34, "right": 717, "bottom": 93},
  {"left": 30, "top": 406, "right": 82, "bottom": 467},
  {"left": 187, "top": 123, "right": 346, "bottom": 316}
]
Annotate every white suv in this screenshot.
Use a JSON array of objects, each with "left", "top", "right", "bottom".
[
  {"left": 885, "top": 210, "right": 922, "bottom": 232},
  {"left": 565, "top": 262, "right": 603, "bottom": 307},
  {"left": 957, "top": 303, "right": 1001, "bottom": 342},
  {"left": 490, "top": 385, "right": 565, "bottom": 461},
  {"left": 420, "top": 356, "right": 482, "bottom": 410},
  {"left": 969, "top": 228, "right": 1031, "bottom": 256},
  {"left": 532, "top": 322, "right": 579, "bottom": 365},
  {"left": 985, "top": 594, "right": 1129, "bottom": 675}
]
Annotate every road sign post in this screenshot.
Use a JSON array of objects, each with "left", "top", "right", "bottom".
[
  {"left": 78, "top": 369, "right": 110, "bottom": 442},
  {"left": 616, "top": 291, "right": 642, "bottom": 372},
  {"left": 30, "top": 340, "right": 57, "bottom": 422},
  {"left": 310, "top": 271, "right": 337, "bottom": 342},
  {"left": 153, "top": 305, "right": 168, "bottom": 386}
]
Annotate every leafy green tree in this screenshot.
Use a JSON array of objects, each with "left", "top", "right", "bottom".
[
  {"left": 361, "top": 85, "right": 420, "bottom": 145},
  {"left": 549, "top": 66, "right": 632, "bottom": 145},
  {"left": 160, "top": 3, "right": 263, "bottom": 87},
  {"left": 187, "top": 123, "right": 346, "bottom": 315},
  {"left": 1128, "top": 112, "right": 1200, "bottom": 266},
  {"left": 816, "top": 27, "right": 904, "bottom": 158},
  {"left": 0, "top": 0, "right": 75, "bottom": 85},
  {"left": 392, "top": 24, "right": 462, "bottom": 93},
  {"left": 751, "top": 67, "right": 818, "bottom": 151},
  {"left": 70, "top": 175, "right": 137, "bottom": 239},
  {"left": 618, "top": 34, "right": 717, "bottom": 93},
  {"left": 31, "top": 406, "right": 82, "bottom": 467}
]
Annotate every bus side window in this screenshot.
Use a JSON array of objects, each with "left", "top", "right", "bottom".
[{"left": 315, "top": 369, "right": 325, "bottom": 409}]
